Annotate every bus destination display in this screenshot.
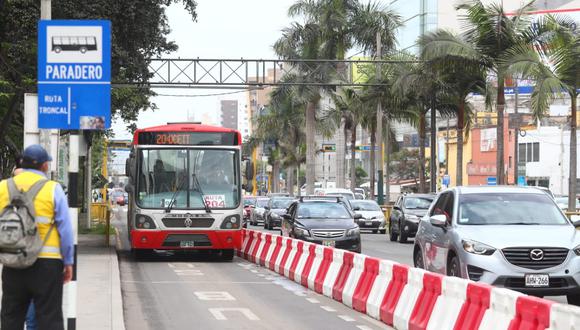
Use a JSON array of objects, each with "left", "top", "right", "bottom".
[{"left": 137, "top": 132, "right": 238, "bottom": 146}]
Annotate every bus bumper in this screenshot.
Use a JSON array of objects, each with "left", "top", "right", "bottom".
[{"left": 131, "top": 230, "right": 242, "bottom": 250}]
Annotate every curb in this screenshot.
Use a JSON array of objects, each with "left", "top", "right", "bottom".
[
  {"left": 238, "top": 229, "right": 580, "bottom": 330},
  {"left": 111, "top": 228, "right": 126, "bottom": 330}
]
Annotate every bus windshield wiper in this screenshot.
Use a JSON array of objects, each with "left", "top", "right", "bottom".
[
  {"left": 192, "top": 173, "right": 212, "bottom": 213},
  {"left": 165, "top": 177, "right": 187, "bottom": 213}
]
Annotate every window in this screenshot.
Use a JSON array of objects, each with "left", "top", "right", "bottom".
[
  {"left": 431, "top": 192, "right": 454, "bottom": 224},
  {"left": 518, "top": 142, "right": 540, "bottom": 163}
]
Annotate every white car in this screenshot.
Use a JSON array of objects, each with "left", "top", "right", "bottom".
[{"left": 350, "top": 199, "right": 386, "bottom": 234}]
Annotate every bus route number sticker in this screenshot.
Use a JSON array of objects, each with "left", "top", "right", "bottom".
[{"left": 204, "top": 195, "right": 226, "bottom": 208}]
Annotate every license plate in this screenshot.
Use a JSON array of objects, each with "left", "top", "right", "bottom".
[
  {"left": 180, "top": 240, "right": 195, "bottom": 248},
  {"left": 365, "top": 221, "right": 372, "bottom": 226},
  {"left": 525, "top": 274, "right": 549, "bottom": 287},
  {"left": 322, "top": 240, "right": 335, "bottom": 247}
]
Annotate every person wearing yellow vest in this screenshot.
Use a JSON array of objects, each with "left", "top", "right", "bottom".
[{"left": 0, "top": 145, "right": 74, "bottom": 330}]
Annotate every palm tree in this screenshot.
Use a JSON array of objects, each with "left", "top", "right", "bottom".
[
  {"left": 276, "top": 0, "right": 401, "bottom": 195},
  {"left": 505, "top": 15, "right": 579, "bottom": 210},
  {"left": 326, "top": 88, "right": 363, "bottom": 190},
  {"left": 421, "top": 0, "right": 535, "bottom": 185}
]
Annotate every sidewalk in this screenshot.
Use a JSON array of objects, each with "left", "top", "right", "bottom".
[{"left": 77, "top": 234, "right": 125, "bottom": 330}]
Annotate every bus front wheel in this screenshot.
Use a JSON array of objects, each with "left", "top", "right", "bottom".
[{"left": 221, "top": 249, "right": 234, "bottom": 261}]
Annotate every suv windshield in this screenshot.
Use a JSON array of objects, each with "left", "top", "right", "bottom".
[
  {"left": 458, "top": 193, "right": 568, "bottom": 226},
  {"left": 136, "top": 148, "right": 239, "bottom": 209},
  {"left": 297, "top": 203, "right": 350, "bottom": 219},
  {"left": 404, "top": 197, "right": 433, "bottom": 209},
  {"left": 350, "top": 200, "right": 380, "bottom": 211},
  {"left": 271, "top": 198, "right": 293, "bottom": 209}
]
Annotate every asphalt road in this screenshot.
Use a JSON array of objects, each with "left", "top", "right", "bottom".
[{"left": 111, "top": 207, "right": 391, "bottom": 330}]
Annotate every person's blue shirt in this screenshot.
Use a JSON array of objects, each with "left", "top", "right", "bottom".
[{"left": 24, "top": 169, "right": 74, "bottom": 266}]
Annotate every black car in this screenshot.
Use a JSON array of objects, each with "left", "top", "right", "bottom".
[
  {"left": 389, "top": 194, "right": 434, "bottom": 243},
  {"left": 281, "top": 197, "right": 362, "bottom": 253},
  {"left": 263, "top": 197, "right": 294, "bottom": 230}
]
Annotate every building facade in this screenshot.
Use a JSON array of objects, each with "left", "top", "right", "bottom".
[{"left": 220, "top": 100, "right": 238, "bottom": 130}]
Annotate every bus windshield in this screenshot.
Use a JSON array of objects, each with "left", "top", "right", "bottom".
[{"left": 136, "top": 148, "right": 239, "bottom": 210}]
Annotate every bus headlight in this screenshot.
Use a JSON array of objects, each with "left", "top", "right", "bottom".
[
  {"left": 135, "top": 214, "right": 156, "bottom": 229},
  {"left": 221, "top": 214, "right": 241, "bottom": 229}
]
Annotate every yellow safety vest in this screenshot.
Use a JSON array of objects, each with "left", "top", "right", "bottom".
[{"left": 0, "top": 171, "right": 62, "bottom": 259}]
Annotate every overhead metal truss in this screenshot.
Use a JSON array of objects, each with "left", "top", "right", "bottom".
[{"left": 113, "top": 58, "right": 415, "bottom": 88}]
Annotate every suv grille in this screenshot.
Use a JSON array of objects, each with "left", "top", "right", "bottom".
[
  {"left": 502, "top": 247, "right": 569, "bottom": 270},
  {"left": 162, "top": 217, "right": 214, "bottom": 228},
  {"left": 311, "top": 229, "right": 346, "bottom": 239}
]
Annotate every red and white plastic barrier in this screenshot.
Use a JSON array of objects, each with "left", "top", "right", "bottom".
[{"left": 236, "top": 229, "right": 580, "bottom": 330}]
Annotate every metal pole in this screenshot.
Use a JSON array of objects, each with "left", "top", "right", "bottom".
[
  {"left": 513, "top": 79, "right": 519, "bottom": 185},
  {"left": 66, "top": 132, "right": 79, "bottom": 330},
  {"left": 430, "top": 96, "right": 437, "bottom": 192},
  {"left": 376, "top": 31, "right": 384, "bottom": 205}
]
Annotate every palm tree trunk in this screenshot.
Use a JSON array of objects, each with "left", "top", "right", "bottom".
[
  {"left": 306, "top": 101, "right": 317, "bottom": 195},
  {"left": 370, "top": 125, "right": 376, "bottom": 199},
  {"left": 287, "top": 165, "right": 295, "bottom": 196},
  {"left": 350, "top": 124, "right": 357, "bottom": 191},
  {"left": 568, "top": 92, "right": 577, "bottom": 210},
  {"left": 336, "top": 118, "right": 346, "bottom": 188},
  {"left": 496, "top": 75, "right": 506, "bottom": 185},
  {"left": 457, "top": 103, "right": 465, "bottom": 186},
  {"left": 419, "top": 112, "right": 426, "bottom": 193},
  {"left": 272, "top": 160, "right": 280, "bottom": 193}
]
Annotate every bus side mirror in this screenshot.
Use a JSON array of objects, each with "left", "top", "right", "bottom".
[
  {"left": 243, "top": 182, "right": 254, "bottom": 192},
  {"left": 126, "top": 153, "right": 136, "bottom": 181},
  {"left": 244, "top": 159, "right": 254, "bottom": 180}
]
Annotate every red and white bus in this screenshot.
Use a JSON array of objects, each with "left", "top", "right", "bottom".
[{"left": 125, "top": 122, "right": 252, "bottom": 260}]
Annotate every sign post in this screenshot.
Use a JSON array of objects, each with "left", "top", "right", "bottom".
[{"left": 37, "top": 19, "right": 111, "bottom": 330}]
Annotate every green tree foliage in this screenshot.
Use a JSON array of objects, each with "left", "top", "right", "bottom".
[
  {"left": 354, "top": 166, "right": 367, "bottom": 187},
  {"left": 0, "top": 0, "right": 197, "bottom": 176}
]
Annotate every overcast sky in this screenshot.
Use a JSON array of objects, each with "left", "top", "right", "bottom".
[{"left": 112, "top": 0, "right": 296, "bottom": 139}]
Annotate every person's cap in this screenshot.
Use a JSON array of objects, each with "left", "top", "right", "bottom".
[{"left": 22, "top": 144, "right": 52, "bottom": 164}]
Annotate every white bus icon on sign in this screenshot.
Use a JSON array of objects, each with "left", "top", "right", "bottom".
[{"left": 51, "top": 36, "right": 98, "bottom": 54}]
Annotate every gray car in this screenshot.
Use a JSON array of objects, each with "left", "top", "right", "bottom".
[{"left": 413, "top": 186, "right": 580, "bottom": 305}]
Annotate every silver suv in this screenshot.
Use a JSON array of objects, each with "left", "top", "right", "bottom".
[{"left": 413, "top": 186, "right": 580, "bottom": 305}]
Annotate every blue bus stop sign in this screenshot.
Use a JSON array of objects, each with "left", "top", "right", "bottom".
[
  {"left": 442, "top": 175, "right": 450, "bottom": 187},
  {"left": 487, "top": 177, "right": 497, "bottom": 186},
  {"left": 37, "top": 20, "right": 111, "bottom": 129},
  {"left": 517, "top": 176, "right": 527, "bottom": 186}
]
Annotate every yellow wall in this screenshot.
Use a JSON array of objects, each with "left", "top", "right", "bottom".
[{"left": 440, "top": 129, "right": 471, "bottom": 187}]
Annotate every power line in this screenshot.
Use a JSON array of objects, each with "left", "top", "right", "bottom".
[{"left": 154, "top": 88, "right": 264, "bottom": 98}]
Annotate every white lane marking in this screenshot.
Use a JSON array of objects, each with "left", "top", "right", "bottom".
[
  {"left": 168, "top": 263, "right": 195, "bottom": 269},
  {"left": 194, "top": 291, "right": 236, "bottom": 301},
  {"left": 321, "top": 306, "right": 336, "bottom": 312},
  {"left": 357, "top": 326, "right": 374, "bottom": 330},
  {"left": 338, "top": 315, "right": 355, "bottom": 322},
  {"left": 306, "top": 298, "right": 320, "bottom": 304},
  {"left": 209, "top": 308, "right": 260, "bottom": 321},
  {"left": 256, "top": 274, "right": 265, "bottom": 277},
  {"left": 250, "top": 269, "right": 258, "bottom": 273}
]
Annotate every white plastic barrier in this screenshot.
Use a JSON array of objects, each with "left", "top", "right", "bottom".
[
  {"left": 342, "top": 253, "right": 367, "bottom": 308},
  {"left": 274, "top": 237, "right": 290, "bottom": 274},
  {"left": 478, "top": 288, "right": 523, "bottom": 330},
  {"left": 366, "top": 260, "right": 395, "bottom": 320},
  {"left": 426, "top": 276, "right": 469, "bottom": 330},
  {"left": 322, "top": 248, "right": 345, "bottom": 298},
  {"left": 393, "top": 267, "right": 426, "bottom": 330},
  {"left": 263, "top": 235, "right": 278, "bottom": 268},
  {"left": 254, "top": 234, "right": 267, "bottom": 265},
  {"left": 307, "top": 245, "right": 325, "bottom": 290},
  {"left": 246, "top": 231, "right": 260, "bottom": 261},
  {"left": 283, "top": 239, "right": 300, "bottom": 278},
  {"left": 549, "top": 302, "right": 580, "bottom": 330},
  {"left": 293, "top": 242, "right": 312, "bottom": 284}
]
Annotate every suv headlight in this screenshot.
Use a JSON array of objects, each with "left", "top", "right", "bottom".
[
  {"left": 346, "top": 227, "right": 360, "bottom": 238},
  {"left": 462, "top": 239, "right": 496, "bottom": 256},
  {"left": 574, "top": 244, "right": 580, "bottom": 256},
  {"left": 405, "top": 214, "right": 420, "bottom": 223},
  {"left": 294, "top": 226, "right": 310, "bottom": 237}
]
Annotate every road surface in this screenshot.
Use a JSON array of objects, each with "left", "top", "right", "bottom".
[{"left": 112, "top": 207, "right": 391, "bottom": 330}]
